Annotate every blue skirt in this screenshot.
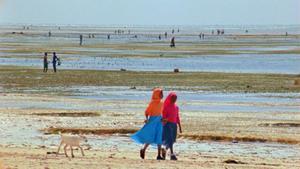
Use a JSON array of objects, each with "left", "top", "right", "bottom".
[
  {"left": 131, "top": 116, "right": 163, "bottom": 145},
  {"left": 162, "top": 122, "right": 177, "bottom": 149}
]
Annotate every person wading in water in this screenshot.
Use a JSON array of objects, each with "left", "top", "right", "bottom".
[
  {"left": 170, "top": 37, "right": 175, "bottom": 48},
  {"left": 43, "top": 52, "right": 48, "bottom": 73},
  {"left": 52, "top": 52, "right": 59, "bottom": 73}
]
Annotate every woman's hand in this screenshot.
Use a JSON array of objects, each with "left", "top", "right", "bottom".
[
  {"left": 162, "top": 118, "right": 168, "bottom": 123},
  {"left": 144, "top": 114, "right": 149, "bottom": 123},
  {"left": 178, "top": 123, "right": 183, "bottom": 133}
]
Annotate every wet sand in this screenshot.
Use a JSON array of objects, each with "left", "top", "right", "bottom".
[
  {"left": 1, "top": 67, "right": 299, "bottom": 93},
  {"left": 0, "top": 93, "right": 300, "bottom": 168},
  {"left": 1, "top": 93, "right": 299, "bottom": 145}
]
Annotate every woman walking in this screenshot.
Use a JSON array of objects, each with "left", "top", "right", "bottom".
[
  {"left": 162, "top": 92, "right": 182, "bottom": 160},
  {"left": 131, "top": 88, "right": 164, "bottom": 160}
]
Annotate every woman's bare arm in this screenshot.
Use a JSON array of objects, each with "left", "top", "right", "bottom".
[{"left": 178, "top": 122, "right": 182, "bottom": 133}]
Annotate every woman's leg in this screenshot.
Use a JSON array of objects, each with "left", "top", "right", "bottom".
[
  {"left": 143, "top": 143, "right": 149, "bottom": 151},
  {"left": 140, "top": 143, "right": 149, "bottom": 159},
  {"left": 170, "top": 123, "right": 178, "bottom": 160},
  {"left": 170, "top": 143, "right": 177, "bottom": 160},
  {"left": 169, "top": 144, "right": 174, "bottom": 155},
  {"left": 160, "top": 145, "right": 168, "bottom": 160},
  {"left": 157, "top": 145, "right": 161, "bottom": 156},
  {"left": 156, "top": 145, "right": 165, "bottom": 160}
]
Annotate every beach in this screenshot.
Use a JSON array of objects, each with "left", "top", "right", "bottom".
[
  {"left": 0, "top": 25, "right": 300, "bottom": 168},
  {"left": 0, "top": 92, "right": 300, "bottom": 168}
]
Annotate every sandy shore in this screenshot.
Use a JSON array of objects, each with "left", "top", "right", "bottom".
[{"left": 1, "top": 145, "right": 300, "bottom": 169}]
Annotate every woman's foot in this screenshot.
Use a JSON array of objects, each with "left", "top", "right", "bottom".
[
  {"left": 161, "top": 148, "right": 166, "bottom": 160},
  {"left": 170, "top": 154, "right": 177, "bottom": 161},
  {"left": 140, "top": 149, "right": 145, "bottom": 159},
  {"left": 156, "top": 155, "right": 164, "bottom": 160}
]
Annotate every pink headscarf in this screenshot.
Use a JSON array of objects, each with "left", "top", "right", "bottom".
[{"left": 163, "top": 92, "right": 177, "bottom": 108}]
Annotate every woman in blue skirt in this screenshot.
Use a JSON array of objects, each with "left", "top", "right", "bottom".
[{"left": 131, "top": 88, "right": 164, "bottom": 160}]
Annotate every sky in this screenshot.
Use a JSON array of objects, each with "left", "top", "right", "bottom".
[{"left": 0, "top": 0, "right": 299, "bottom": 25}]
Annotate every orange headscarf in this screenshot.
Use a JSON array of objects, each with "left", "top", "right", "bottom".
[{"left": 145, "top": 88, "right": 164, "bottom": 116}]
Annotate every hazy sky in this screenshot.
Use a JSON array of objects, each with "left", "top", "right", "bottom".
[{"left": 0, "top": 0, "right": 299, "bottom": 25}]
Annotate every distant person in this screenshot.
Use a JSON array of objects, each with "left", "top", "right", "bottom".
[
  {"left": 57, "top": 57, "right": 61, "bottom": 66},
  {"left": 212, "top": 30, "right": 214, "bottom": 35},
  {"left": 177, "top": 28, "right": 180, "bottom": 33},
  {"left": 221, "top": 29, "right": 225, "bottom": 35},
  {"left": 162, "top": 92, "right": 182, "bottom": 160},
  {"left": 43, "top": 52, "right": 48, "bottom": 73},
  {"left": 202, "top": 33, "right": 205, "bottom": 39},
  {"left": 107, "top": 34, "right": 110, "bottom": 40},
  {"left": 165, "top": 32, "right": 168, "bottom": 38},
  {"left": 88, "top": 34, "right": 91, "bottom": 38},
  {"left": 170, "top": 37, "right": 175, "bottom": 47},
  {"left": 79, "top": 34, "right": 83, "bottom": 46},
  {"left": 217, "top": 29, "right": 220, "bottom": 35},
  {"left": 172, "top": 29, "right": 175, "bottom": 34},
  {"left": 52, "top": 52, "right": 58, "bottom": 73},
  {"left": 48, "top": 31, "right": 51, "bottom": 37},
  {"left": 158, "top": 34, "right": 161, "bottom": 40},
  {"left": 245, "top": 30, "right": 249, "bottom": 33},
  {"left": 199, "top": 33, "right": 202, "bottom": 39},
  {"left": 131, "top": 88, "right": 165, "bottom": 160},
  {"left": 92, "top": 34, "right": 95, "bottom": 38}
]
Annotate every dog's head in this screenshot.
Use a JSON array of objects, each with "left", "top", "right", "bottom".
[{"left": 79, "top": 135, "right": 88, "bottom": 142}]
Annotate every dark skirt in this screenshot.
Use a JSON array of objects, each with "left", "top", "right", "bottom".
[{"left": 162, "top": 122, "right": 177, "bottom": 149}]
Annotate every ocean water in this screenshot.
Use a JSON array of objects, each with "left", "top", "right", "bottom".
[
  {"left": 1, "top": 24, "right": 300, "bottom": 74},
  {"left": 1, "top": 54, "right": 300, "bottom": 74}
]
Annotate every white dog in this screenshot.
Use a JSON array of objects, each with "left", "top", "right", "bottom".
[{"left": 57, "top": 133, "right": 88, "bottom": 158}]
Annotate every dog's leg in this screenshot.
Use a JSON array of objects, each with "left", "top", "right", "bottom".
[
  {"left": 71, "top": 146, "right": 74, "bottom": 158},
  {"left": 64, "top": 145, "right": 69, "bottom": 157},
  {"left": 79, "top": 146, "right": 85, "bottom": 156},
  {"left": 56, "top": 141, "right": 63, "bottom": 156}
]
